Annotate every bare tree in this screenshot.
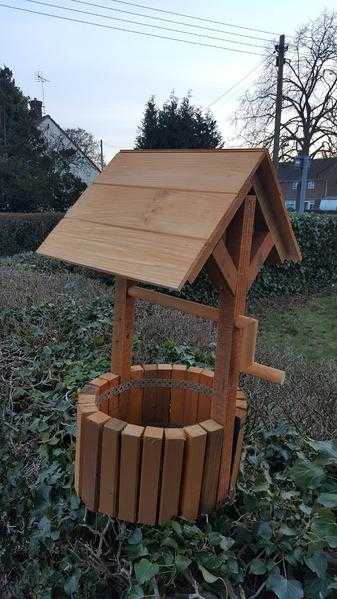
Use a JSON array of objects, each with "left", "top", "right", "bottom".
[
  {"left": 65, "top": 127, "right": 102, "bottom": 167},
  {"left": 235, "top": 11, "right": 337, "bottom": 160}
]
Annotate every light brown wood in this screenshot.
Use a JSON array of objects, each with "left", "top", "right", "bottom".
[
  {"left": 80, "top": 411, "right": 111, "bottom": 511},
  {"left": 235, "top": 317, "right": 285, "bottom": 383},
  {"left": 67, "top": 183, "right": 236, "bottom": 239},
  {"left": 100, "top": 373, "right": 120, "bottom": 416},
  {"left": 111, "top": 277, "right": 134, "bottom": 389},
  {"left": 253, "top": 176, "right": 286, "bottom": 260},
  {"left": 180, "top": 424, "right": 207, "bottom": 520},
  {"left": 170, "top": 364, "right": 187, "bottom": 425},
  {"left": 245, "top": 362, "right": 285, "bottom": 384},
  {"left": 127, "top": 365, "right": 144, "bottom": 424},
  {"left": 212, "top": 239, "right": 237, "bottom": 295},
  {"left": 74, "top": 404, "right": 97, "bottom": 494},
  {"left": 199, "top": 420, "right": 224, "bottom": 513},
  {"left": 138, "top": 427, "right": 163, "bottom": 524},
  {"left": 38, "top": 216, "right": 205, "bottom": 290},
  {"left": 128, "top": 285, "right": 219, "bottom": 321},
  {"left": 255, "top": 155, "right": 301, "bottom": 262},
  {"left": 239, "top": 317, "right": 258, "bottom": 369},
  {"left": 95, "top": 150, "right": 264, "bottom": 194},
  {"left": 99, "top": 418, "right": 126, "bottom": 515},
  {"left": 38, "top": 149, "right": 300, "bottom": 289},
  {"left": 156, "top": 364, "right": 172, "bottom": 425},
  {"left": 230, "top": 413, "right": 246, "bottom": 492},
  {"left": 206, "top": 255, "right": 228, "bottom": 291},
  {"left": 77, "top": 393, "right": 97, "bottom": 407},
  {"left": 217, "top": 196, "right": 256, "bottom": 502},
  {"left": 118, "top": 424, "right": 144, "bottom": 522},
  {"left": 184, "top": 367, "right": 203, "bottom": 425},
  {"left": 197, "top": 370, "right": 213, "bottom": 421},
  {"left": 212, "top": 287, "right": 235, "bottom": 424},
  {"left": 248, "top": 231, "right": 274, "bottom": 288},
  {"left": 142, "top": 364, "right": 159, "bottom": 425},
  {"left": 158, "top": 428, "right": 185, "bottom": 524}
]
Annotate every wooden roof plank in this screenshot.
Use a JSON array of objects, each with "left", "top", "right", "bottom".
[
  {"left": 37, "top": 148, "right": 301, "bottom": 290},
  {"left": 94, "top": 149, "right": 264, "bottom": 194},
  {"left": 66, "top": 184, "right": 236, "bottom": 241},
  {"left": 38, "top": 217, "right": 205, "bottom": 289}
]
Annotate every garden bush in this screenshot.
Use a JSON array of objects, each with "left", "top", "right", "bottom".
[
  {"left": 0, "top": 290, "right": 337, "bottom": 597},
  {"left": 0, "top": 212, "right": 63, "bottom": 256},
  {"left": 177, "top": 214, "right": 337, "bottom": 305}
]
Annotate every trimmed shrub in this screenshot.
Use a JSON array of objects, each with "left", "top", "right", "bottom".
[
  {"left": 0, "top": 212, "right": 63, "bottom": 256},
  {"left": 177, "top": 213, "right": 337, "bottom": 305}
]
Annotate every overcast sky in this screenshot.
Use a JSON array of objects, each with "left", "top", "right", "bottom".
[{"left": 1, "top": 0, "right": 336, "bottom": 160}]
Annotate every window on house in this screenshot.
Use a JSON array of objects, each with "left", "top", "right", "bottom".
[
  {"left": 304, "top": 201, "right": 315, "bottom": 211},
  {"left": 286, "top": 199, "right": 296, "bottom": 211},
  {"left": 307, "top": 180, "right": 315, "bottom": 190},
  {"left": 291, "top": 181, "right": 298, "bottom": 190}
]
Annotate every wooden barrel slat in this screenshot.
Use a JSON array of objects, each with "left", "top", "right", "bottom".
[
  {"left": 76, "top": 366, "right": 248, "bottom": 523},
  {"left": 230, "top": 411, "right": 246, "bottom": 492},
  {"left": 184, "top": 367, "right": 203, "bottom": 425},
  {"left": 170, "top": 364, "right": 187, "bottom": 425},
  {"left": 127, "top": 365, "right": 144, "bottom": 424},
  {"left": 156, "top": 364, "right": 172, "bottom": 425},
  {"left": 158, "top": 428, "right": 185, "bottom": 524},
  {"left": 138, "top": 426, "right": 163, "bottom": 525},
  {"left": 199, "top": 419, "right": 224, "bottom": 513},
  {"left": 180, "top": 424, "right": 207, "bottom": 520},
  {"left": 74, "top": 402, "right": 97, "bottom": 494},
  {"left": 99, "top": 418, "right": 126, "bottom": 515},
  {"left": 197, "top": 369, "right": 213, "bottom": 421},
  {"left": 100, "top": 372, "right": 120, "bottom": 416},
  {"left": 118, "top": 423, "right": 144, "bottom": 522},
  {"left": 142, "top": 364, "right": 161, "bottom": 424},
  {"left": 81, "top": 411, "right": 111, "bottom": 511}
]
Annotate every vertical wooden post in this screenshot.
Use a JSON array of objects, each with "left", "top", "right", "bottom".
[
  {"left": 215, "top": 196, "right": 256, "bottom": 502},
  {"left": 111, "top": 276, "right": 135, "bottom": 378}
]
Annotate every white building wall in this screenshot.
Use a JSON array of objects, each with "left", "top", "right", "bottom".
[{"left": 38, "top": 117, "right": 99, "bottom": 185}]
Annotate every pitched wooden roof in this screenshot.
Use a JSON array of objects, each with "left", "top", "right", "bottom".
[{"left": 37, "top": 149, "right": 301, "bottom": 290}]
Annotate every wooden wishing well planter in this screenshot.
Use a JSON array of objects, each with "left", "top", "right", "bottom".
[{"left": 37, "top": 149, "right": 301, "bottom": 525}]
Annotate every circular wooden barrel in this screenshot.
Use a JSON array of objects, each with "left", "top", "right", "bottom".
[{"left": 75, "top": 364, "right": 247, "bottom": 524}]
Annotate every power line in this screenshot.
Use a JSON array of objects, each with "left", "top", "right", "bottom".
[
  {"left": 207, "top": 60, "right": 266, "bottom": 108},
  {"left": 0, "top": 3, "right": 265, "bottom": 55},
  {"left": 65, "top": 0, "right": 274, "bottom": 43},
  {"left": 20, "top": 0, "right": 269, "bottom": 49},
  {"left": 101, "top": 0, "right": 280, "bottom": 37}
]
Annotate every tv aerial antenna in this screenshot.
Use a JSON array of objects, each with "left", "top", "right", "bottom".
[{"left": 34, "top": 71, "right": 50, "bottom": 113}]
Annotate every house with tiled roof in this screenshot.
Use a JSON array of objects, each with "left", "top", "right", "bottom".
[
  {"left": 278, "top": 157, "right": 337, "bottom": 212},
  {"left": 30, "top": 99, "right": 100, "bottom": 185}
]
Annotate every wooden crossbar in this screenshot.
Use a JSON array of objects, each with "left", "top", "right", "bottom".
[
  {"left": 212, "top": 239, "right": 237, "bottom": 295},
  {"left": 127, "top": 286, "right": 219, "bottom": 321},
  {"left": 248, "top": 231, "right": 274, "bottom": 288}
]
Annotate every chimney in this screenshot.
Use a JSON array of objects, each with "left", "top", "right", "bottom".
[{"left": 30, "top": 98, "right": 43, "bottom": 120}]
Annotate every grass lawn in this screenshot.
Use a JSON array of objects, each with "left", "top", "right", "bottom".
[{"left": 259, "top": 293, "right": 337, "bottom": 361}]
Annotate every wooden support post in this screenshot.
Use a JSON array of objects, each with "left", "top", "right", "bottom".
[
  {"left": 216, "top": 196, "right": 256, "bottom": 502},
  {"left": 111, "top": 276, "right": 135, "bottom": 378}
]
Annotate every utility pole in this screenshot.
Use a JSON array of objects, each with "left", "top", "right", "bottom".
[
  {"left": 297, "top": 154, "right": 310, "bottom": 214},
  {"left": 100, "top": 139, "right": 104, "bottom": 171},
  {"left": 273, "top": 34, "right": 287, "bottom": 166}
]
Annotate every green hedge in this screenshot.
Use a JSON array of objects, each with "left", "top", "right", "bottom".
[
  {"left": 0, "top": 212, "right": 63, "bottom": 256},
  {"left": 1, "top": 212, "right": 336, "bottom": 298},
  {"left": 178, "top": 213, "right": 337, "bottom": 304}
]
